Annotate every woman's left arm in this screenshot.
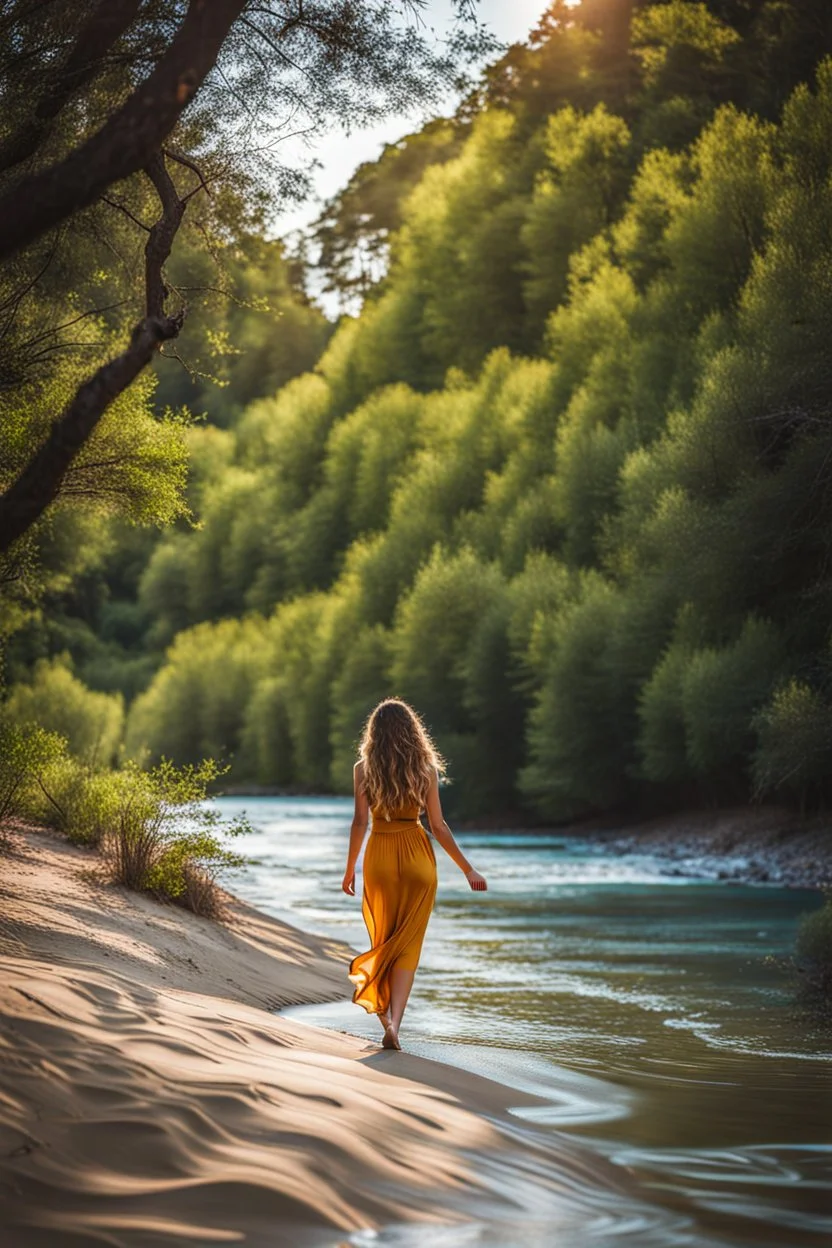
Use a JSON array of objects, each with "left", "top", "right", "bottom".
[
  {"left": 342, "top": 761, "right": 370, "bottom": 895},
  {"left": 425, "top": 773, "right": 487, "bottom": 892}
]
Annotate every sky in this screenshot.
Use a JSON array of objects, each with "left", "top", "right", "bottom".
[{"left": 272, "top": 0, "right": 553, "bottom": 238}]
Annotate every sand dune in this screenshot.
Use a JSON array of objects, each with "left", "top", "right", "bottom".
[{"left": 0, "top": 828, "right": 617, "bottom": 1247}]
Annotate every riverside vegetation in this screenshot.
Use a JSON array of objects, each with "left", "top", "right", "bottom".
[
  {"left": 2, "top": 4, "right": 832, "bottom": 980},
  {"left": 0, "top": 717, "right": 247, "bottom": 916}
]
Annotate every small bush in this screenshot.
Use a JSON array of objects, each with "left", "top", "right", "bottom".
[
  {"left": 0, "top": 718, "right": 66, "bottom": 848},
  {"left": 104, "top": 758, "right": 248, "bottom": 916},
  {"left": 795, "top": 894, "right": 832, "bottom": 1003},
  {"left": 179, "top": 858, "right": 227, "bottom": 919},
  {"left": 35, "top": 757, "right": 126, "bottom": 847},
  {"left": 23, "top": 748, "right": 246, "bottom": 916}
]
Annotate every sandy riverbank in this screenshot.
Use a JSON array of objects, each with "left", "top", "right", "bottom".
[{"left": 0, "top": 825, "right": 623, "bottom": 1247}]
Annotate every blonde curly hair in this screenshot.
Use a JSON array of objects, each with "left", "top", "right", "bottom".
[{"left": 358, "top": 699, "right": 446, "bottom": 818}]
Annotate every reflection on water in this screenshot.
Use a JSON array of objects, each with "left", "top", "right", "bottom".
[{"left": 215, "top": 796, "right": 832, "bottom": 1247}]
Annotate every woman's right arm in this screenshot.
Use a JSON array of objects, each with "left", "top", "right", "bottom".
[
  {"left": 424, "top": 772, "right": 487, "bottom": 892},
  {"left": 342, "top": 761, "right": 370, "bottom": 895}
]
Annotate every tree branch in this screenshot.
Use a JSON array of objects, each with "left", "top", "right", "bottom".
[
  {"left": 0, "top": 151, "right": 189, "bottom": 554},
  {"left": 0, "top": 0, "right": 248, "bottom": 263},
  {"left": 101, "top": 195, "right": 152, "bottom": 232},
  {"left": 0, "top": 315, "right": 179, "bottom": 553},
  {"left": 161, "top": 146, "right": 213, "bottom": 197},
  {"left": 144, "top": 152, "right": 185, "bottom": 319}
]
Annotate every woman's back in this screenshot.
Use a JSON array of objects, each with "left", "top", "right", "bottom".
[{"left": 370, "top": 799, "right": 421, "bottom": 824}]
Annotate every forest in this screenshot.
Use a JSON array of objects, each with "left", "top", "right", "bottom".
[{"left": 4, "top": 0, "right": 832, "bottom": 821}]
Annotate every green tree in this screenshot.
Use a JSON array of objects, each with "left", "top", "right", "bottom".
[
  {"left": 126, "top": 617, "right": 270, "bottom": 768},
  {"left": 753, "top": 681, "right": 832, "bottom": 810},
  {"left": 0, "top": 0, "right": 491, "bottom": 553},
  {"left": 314, "top": 119, "right": 463, "bottom": 308},
  {"left": 522, "top": 104, "right": 632, "bottom": 338},
  {"left": 5, "top": 655, "right": 124, "bottom": 766},
  {"left": 389, "top": 547, "right": 507, "bottom": 813},
  {"left": 680, "top": 618, "right": 785, "bottom": 794}
]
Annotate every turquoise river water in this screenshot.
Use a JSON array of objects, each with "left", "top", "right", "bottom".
[{"left": 214, "top": 796, "right": 831, "bottom": 1248}]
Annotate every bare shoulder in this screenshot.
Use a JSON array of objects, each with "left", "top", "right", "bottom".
[{"left": 354, "top": 759, "right": 364, "bottom": 776}]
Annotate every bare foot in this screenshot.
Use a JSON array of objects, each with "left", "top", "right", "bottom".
[{"left": 381, "top": 1022, "right": 401, "bottom": 1051}]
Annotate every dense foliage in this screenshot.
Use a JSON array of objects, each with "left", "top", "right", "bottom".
[
  {"left": 0, "top": 0, "right": 483, "bottom": 671},
  {"left": 7, "top": 1, "right": 832, "bottom": 822},
  {"left": 794, "top": 893, "right": 832, "bottom": 1002}
]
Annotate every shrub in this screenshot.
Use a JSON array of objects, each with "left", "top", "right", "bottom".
[
  {"left": 35, "top": 757, "right": 125, "bottom": 847},
  {"left": 16, "top": 742, "right": 246, "bottom": 914},
  {"left": 104, "top": 758, "right": 248, "bottom": 916},
  {"left": 794, "top": 894, "right": 832, "bottom": 1003},
  {"left": 0, "top": 718, "right": 66, "bottom": 848}
]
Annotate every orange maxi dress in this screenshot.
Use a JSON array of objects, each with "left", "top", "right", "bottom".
[{"left": 348, "top": 802, "right": 437, "bottom": 1016}]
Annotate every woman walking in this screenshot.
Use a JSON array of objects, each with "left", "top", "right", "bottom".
[{"left": 342, "top": 698, "right": 487, "bottom": 1051}]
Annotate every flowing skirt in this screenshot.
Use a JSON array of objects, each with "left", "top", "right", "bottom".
[{"left": 348, "top": 821, "right": 437, "bottom": 1016}]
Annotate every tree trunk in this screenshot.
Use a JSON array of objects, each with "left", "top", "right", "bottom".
[{"left": 0, "top": 154, "right": 187, "bottom": 555}]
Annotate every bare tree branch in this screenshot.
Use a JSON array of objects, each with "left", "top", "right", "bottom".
[
  {"left": 161, "top": 146, "right": 213, "bottom": 197},
  {"left": 0, "top": 0, "right": 248, "bottom": 263},
  {"left": 101, "top": 195, "right": 152, "bottom": 232},
  {"left": 0, "top": 229, "right": 63, "bottom": 344},
  {"left": 144, "top": 152, "right": 186, "bottom": 319}
]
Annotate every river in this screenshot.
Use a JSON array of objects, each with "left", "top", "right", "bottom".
[{"left": 214, "top": 795, "right": 831, "bottom": 1248}]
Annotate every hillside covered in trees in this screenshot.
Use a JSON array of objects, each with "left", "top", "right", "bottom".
[{"left": 7, "top": 0, "right": 832, "bottom": 821}]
